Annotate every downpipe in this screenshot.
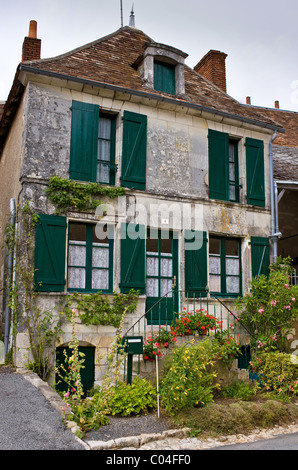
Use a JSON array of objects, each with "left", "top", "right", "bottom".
[
  {"left": 4, "top": 198, "right": 16, "bottom": 357},
  {"left": 269, "top": 131, "right": 281, "bottom": 261}
]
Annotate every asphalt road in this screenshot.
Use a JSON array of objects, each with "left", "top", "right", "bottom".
[
  {"left": 0, "top": 370, "right": 86, "bottom": 450},
  {"left": 210, "top": 432, "right": 298, "bottom": 450}
]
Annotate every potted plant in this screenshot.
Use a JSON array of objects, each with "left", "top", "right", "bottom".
[{"left": 143, "top": 335, "right": 163, "bottom": 361}]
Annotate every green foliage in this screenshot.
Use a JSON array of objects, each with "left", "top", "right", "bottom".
[
  {"left": 250, "top": 351, "right": 298, "bottom": 397},
  {"left": 104, "top": 378, "right": 157, "bottom": 416},
  {"left": 219, "top": 380, "right": 259, "bottom": 401},
  {"left": 213, "top": 330, "right": 242, "bottom": 367},
  {"left": 63, "top": 289, "right": 139, "bottom": 328},
  {"left": 236, "top": 256, "right": 298, "bottom": 353},
  {"left": 160, "top": 339, "right": 218, "bottom": 414},
  {"left": 46, "top": 175, "right": 125, "bottom": 214}
]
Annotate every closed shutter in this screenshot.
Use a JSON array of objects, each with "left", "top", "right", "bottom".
[
  {"left": 34, "top": 214, "right": 67, "bottom": 291},
  {"left": 120, "top": 223, "right": 146, "bottom": 294},
  {"left": 185, "top": 230, "right": 208, "bottom": 297},
  {"left": 246, "top": 137, "right": 265, "bottom": 206},
  {"left": 208, "top": 129, "right": 229, "bottom": 201},
  {"left": 121, "top": 111, "right": 147, "bottom": 190},
  {"left": 154, "top": 61, "right": 176, "bottom": 95},
  {"left": 251, "top": 236, "right": 270, "bottom": 278},
  {"left": 69, "top": 101, "right": 99, "bottom": 182}
]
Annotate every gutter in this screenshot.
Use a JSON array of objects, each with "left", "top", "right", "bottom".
[
  {"left": 18, "top": 64, "right": 285, "bottom": 133},
  {"left": 269, "top": 131, "right": 281, "bottom": 261}
]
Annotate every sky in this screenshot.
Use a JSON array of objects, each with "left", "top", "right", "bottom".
[{"left": 0, "top": 0, "right": 298, "bottom": 111}]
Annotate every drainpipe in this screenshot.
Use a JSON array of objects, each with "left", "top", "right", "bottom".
[
  {"left": 4, "top": 198, "right": 16, "bottom": 357},
  {"left": 269, "top": 131, "right": 281, "bottom": 261}
]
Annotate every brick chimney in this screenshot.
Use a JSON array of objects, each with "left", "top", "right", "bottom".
[
  {"left": 22, "top": 20, "right": 41, "bottom": 62},
  {"left": 274, "top": 100, "right": 280, "bottom": 109},
  {"left": 246, "top": 96, "right": 251, "bottom": 105},
  {"left": 194, "top": 50, "right": 228, "bottom": 93}
]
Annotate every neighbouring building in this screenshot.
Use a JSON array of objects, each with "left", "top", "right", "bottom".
[{"left": 0, "top": 19, "right": 286, "bottom": 387}]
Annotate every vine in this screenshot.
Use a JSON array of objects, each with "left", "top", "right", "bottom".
[{"left": 45, "top": 175, "right": 126, "bottom": 214}]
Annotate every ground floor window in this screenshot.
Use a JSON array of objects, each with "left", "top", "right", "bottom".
[
  {"left": 209, "top": 236, "right": 241, "bottom": 297},
  {"left": 67, "top": 222, "right": 113, "bottom": 292}
]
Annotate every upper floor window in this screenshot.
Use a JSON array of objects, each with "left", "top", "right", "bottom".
[
  {"left": 154, "top": 60, "right": 176, "bottom": 95},
  {"left": 97, "top": 114, "right": 116, "bottom": 185}
]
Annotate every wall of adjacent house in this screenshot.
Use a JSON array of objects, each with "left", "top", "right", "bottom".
[{"left": 0, "top": 95, "right": 25, "bottom": 333}]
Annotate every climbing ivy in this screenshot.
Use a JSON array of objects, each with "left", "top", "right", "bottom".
[{"left": 45, "top": 176, "right": 126, "bottom": 214}]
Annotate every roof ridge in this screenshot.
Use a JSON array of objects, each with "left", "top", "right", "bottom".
[{"left": 22, "top": 26, "right": 153, "bottom": 67}]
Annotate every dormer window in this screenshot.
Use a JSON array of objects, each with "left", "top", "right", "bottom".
[{"left": 135, "top": 42, "right": 188, "bottom": 97}]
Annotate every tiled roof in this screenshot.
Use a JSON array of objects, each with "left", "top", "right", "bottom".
[
  {"left": 24, "top": 27, "right": 283, "bottom": 131},
  {"left": 249, "top": 106, "right": 298, "bottom": 147}
]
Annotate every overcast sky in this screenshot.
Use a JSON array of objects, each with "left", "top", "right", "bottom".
[{"left": 1, "top": 0, "right": 298, "bottom": 111}]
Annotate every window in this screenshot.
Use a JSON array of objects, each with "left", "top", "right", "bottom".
[
  {"left": 146, "top": 236, "right": 174, "bottom": 299},
  {"left": 208, "top": 129, "right": 240, "bottom": 203},
  {"left": 67, "top": 222, "right": 113, "bottom": 292},
  {"left": 209, "top": 236, "right": 241, "bottom": 297},
  {"left": 69, "top": 101, "right": 116, "bottom": 185},
  {"left": 154, "top": 60, "right": 176, "bottom": 95},
  {"left": 97, "top": 114, "right": 116, "bottom": 185}
]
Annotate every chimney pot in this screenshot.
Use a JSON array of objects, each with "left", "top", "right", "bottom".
[
  {"left": 28, "top": 20, "right": 37, "bottom": 38},
  {"left": 274, "top": 100, "right": 280, "bottom": 109},
  {"left": 246, "top": 96, "right": 251, "bottom": 105},
  {"left": 194, "top": 50, "right": 228, "bottom": 93}
]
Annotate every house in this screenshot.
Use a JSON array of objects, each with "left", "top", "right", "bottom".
[
  {"left": 244, "top": 98, "right": 298, "bottom": 274},
  {"left": 0, "top": 19, "right": 285, "bottom": 387}
]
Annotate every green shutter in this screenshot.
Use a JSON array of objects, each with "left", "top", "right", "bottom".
[
  {"left": 34, "top": 214, "right": 67, "bottom": 292},
  {"left": 121, "top": 111, "right": 147, "bottom": 190},
  {"left": 208, "top": 129, "right": 229, "bottom": 201},
  {"left": 251, "top": 236, "right": 270, "bottom": 278},
  {"left": 69, "top": 101, "right": 99, "bottom": 182},
  {"left": 154, "top": 61, "right": 176, "bottom": 95},
  {"left": 120, "top": 223, "right": 146, "bottom": 294},
  {"left": 185, "top": 230, "right": 208, "bottom": 297},
  {"left": 246, "top": 137, "right": 265, "bottom": 206}
]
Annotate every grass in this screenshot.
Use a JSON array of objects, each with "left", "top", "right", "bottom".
[{"left": 172, "top": 397, "right": 298, "bottom": 438}]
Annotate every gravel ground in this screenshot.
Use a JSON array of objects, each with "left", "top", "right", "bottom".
[
  {"left": 0, "top": 367, "right": 85, "bottom": 450},
  {"left": 84, "top": 412, "right": 177, "bottom": 442}
]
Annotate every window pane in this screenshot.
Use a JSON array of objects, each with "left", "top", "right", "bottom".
[
  {"left": 210, "top": 274, "right": 221, "bottom": 292},
  {"left": 226, "top": 240, "right": 239, "bottom": 256},
  {"left": 161, "top": 279, "right": 172, "bottom": 297},
  {"left": 98, "top": 140, "right": 110, "bottom": 161},
  {"left": 229, "top": 162, "right": 235, "bottom": 181},
  {"left": 98, "top": 117, "right": 111, "bottom": 140},
  {"left": 92, "top": 269, "right": 109, "bottom": 290},
  {"left": 68, "top": 243, "right": 86, "bottom": 267},
  {"left": 69, "top": 223, "right": 86, "bottom": 242},
  {"left": 160, "top": 238, "right": 172, "bottom": 256},
  {"left": 209, "top": 238, "right": 220, "bottom": 254},
  {"left": 226, "top": 276, "right": 239, "bottom": 293},
  {"left": 160, "top": 258, "right": 172, "bottom": 277},
  {"left": 146, "top": 278, "right": 159, "bottom": 297},
  {"left": 68, "top": 267, "right": 85, "bottom": 289},
  {"left": 229, "top": 185, "right": 236, "bottom": 201},
  {"left": 146, "top": 257, "right": 159, "bottom": 276},
  {"left": 92, "top": 246, "right": 109, "bottom": 268},
  {"left": 209, "top": 255, "right": 221, "bottom": 274},
  {"left": 93, "top": 225, "right": 109, "bottom": 243},
  {"left": 226, "top": 257, "right": 239, "bottom": 275},
  {"left": 146, "top": 238, "right": 158, "bottom": 254}
]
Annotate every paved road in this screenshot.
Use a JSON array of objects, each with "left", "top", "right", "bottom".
[
  {"left": 209, "top": 432, "right": 298, "bottom": 450},
  {"left": 0, "top": 370, "right": 86, "bottom": 450}
]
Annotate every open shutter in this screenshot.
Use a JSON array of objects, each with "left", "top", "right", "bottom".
[
  {"left": 246, "top": 137, "right": 265, "bottom": 206},
  {"left": 120, "top": 223, "right": 146, "bottom": 294},
  {"left": 208, "top": 129, "right": 229, "bottom": 201},
  {"left": 185, "top": 230, "right": 208, "bottom": 298},
  {"left": 251, "top": 236, "right": 270, "bottom": 278},
  {"left": 69, "top": 101, "right": 99, "bottom": 182},
  {"left": 121, "top": 111, "right": 147, "bottom": 190},
  {"left": 34, "top": 214, "right": 67, "bottom": 292}
]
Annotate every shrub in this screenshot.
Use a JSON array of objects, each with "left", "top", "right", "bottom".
[
  {"left": 105, "top": 377, "right": 157, "bottom": 416},
  {"left": 250, "top": 351, "right": 298, "bottom": 396},
  {"left": 160, "top": 339, "right": 218, "bottom": 414}
]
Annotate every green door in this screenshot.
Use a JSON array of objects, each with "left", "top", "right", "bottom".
[
  {"left": 146, "top": 230, "right": 178, "bottom": 325},
  {"left": 56, "top": 346, "right": 95, "bottom": 398}
]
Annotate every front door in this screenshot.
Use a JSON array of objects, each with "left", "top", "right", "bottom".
[{"left": 146, "top": 230, "right": 178, "bottom": 325}]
